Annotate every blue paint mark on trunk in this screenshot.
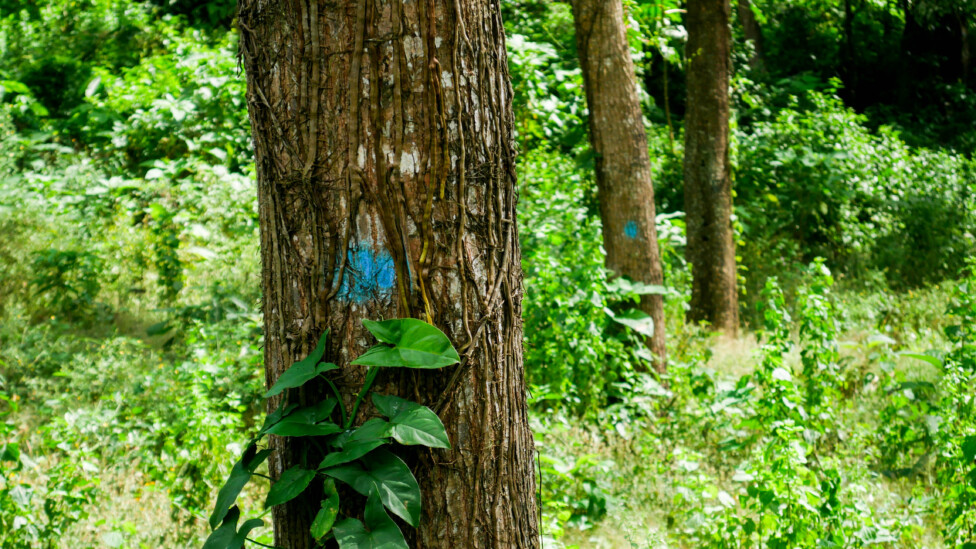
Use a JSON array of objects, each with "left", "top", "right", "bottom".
[
  {"left": 335, "top": 246, "right": 396, "bottom": 303},
  {"left": 624, "top": 220, "right": 639, "bottom": 239}
]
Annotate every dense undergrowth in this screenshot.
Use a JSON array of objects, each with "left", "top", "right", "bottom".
[{"left": 2, "top": 0, "right": 976, "bottom": 547}]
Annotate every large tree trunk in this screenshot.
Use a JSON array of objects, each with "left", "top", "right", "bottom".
[
  {"left": 237, "top": 0, "right": 539, "bottom": 547},
  {"left": 683, "top": 0, "right": 739, "bottom": 335},
  {"left": 571, "top": 0, "right": 668, "bottom": 370}
]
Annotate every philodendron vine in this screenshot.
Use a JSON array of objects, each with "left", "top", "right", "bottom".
[{"left": 203, "top": 318, "right": 459, "bottom": 549}]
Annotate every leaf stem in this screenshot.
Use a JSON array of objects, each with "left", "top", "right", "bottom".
[
  {"left": 346, "top": 367, "right": 379, "bottom": 429},
  {"left": 320, "top": 374, "right": 347, "bottom": 427},
  {"left": 245, "top": 538, "right": 280, "bottom": 548}
]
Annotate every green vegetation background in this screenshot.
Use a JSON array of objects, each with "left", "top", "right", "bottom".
[{"left": 2, "top": 0, "right": 976, "bottom": 547}]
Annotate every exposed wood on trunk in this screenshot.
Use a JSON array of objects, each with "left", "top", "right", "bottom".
[
  {"left": 683, "top": 0, "right": 739, "bottom": 335},
  {"left": 236, "top": 0, "right": 539, "bottom": 546},
  {"left": 571, "top": 0, "right": 668, "bottom": 371}
]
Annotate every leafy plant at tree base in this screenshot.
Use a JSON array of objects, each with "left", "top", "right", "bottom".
[{"left": 203, "top": 318, "right": 458, "bottom": 549}]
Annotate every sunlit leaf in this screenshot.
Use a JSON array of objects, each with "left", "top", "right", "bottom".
[
  {"left": 310, "top": 479, "right": 340, "bottom": 541},
  {"left": 373, "top": 394, "right": 450, "bottom": 449},
  {"left": 351, "top": 319, "right": 459, "bottom": 369},
  {"left": 324, "top": 449, "right": 421, "bottom": 526}
]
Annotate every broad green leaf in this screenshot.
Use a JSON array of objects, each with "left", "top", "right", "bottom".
[
  {"left": 265, "top": 421, "right": 343, "bottom": 437},
  {"left": 963, "top": 435, "right": 976, "bottom": 463},
  {"left": 608, "top": 278, "right": 667, "bottom": 296},
  {"left": 0, "top": 80, "right": 31, "bottom": 94},
  {"left": 324, "top": 449, "right": 421, "bottom": 526},
  {"left": 0, "top": 442, "right": 19, "bottom": 462},
  {"left": 898, "top": 352, "right": 943, "bottom": 368},
  {"left": 209, "top": 444, "right": 271, "bottom": 529},
  {"left": 310, "top": 479, "right": 340, "bottom": 541},
  {"left": 264, "top": 399, "right": 342, "bottom": 437},
  {"left": 333, "top": 418, "right": 392, "bottom": 448},
  {"left": 605, "top": 308, "right": 654, "bottom": 338},
  {"left": 351, "top": 319, "right": 459, "bottom": 369},
  {"left": 258, "top": 402, "right": 299, "bottom": 435},
  {"left": 319, "top": 439, "right": 387, "bottom": 470},
  {"left": 229, "top": 518, "right": 264, "bottom": 549},
  {"left": 867, "top": 333, "right": 897, "bottom": 347},
  {"left": 373, "top": 394, "right": 450, "bottom": 449},
  {"left": 333, "top": 489, "right": 408, "bottom": 549},
  {"left": 265, "top": 330, "right": 338, "bottom": 397},
  {"left": 203, "top": 506, "right": 240, "bottom": 549},
  {"left": 265, "top": 466, "right": 317, "bottom": 509}
]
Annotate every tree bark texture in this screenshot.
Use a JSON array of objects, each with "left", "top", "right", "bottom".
[
  {"left": 571, "top": 0, "right": 668, "bottom": 370},
  {"left": 683, "top": 0, "right": 739, "bottom": 335},
  {"left": 237, "top": 0, "right": 539, "bottom": 546}
]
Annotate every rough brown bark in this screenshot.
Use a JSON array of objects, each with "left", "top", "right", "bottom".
[
  {"left": 571, "top": 0, "right": 667, "bottom": 371},
  {"left": 737, "top": 0, "right": 765, "bottom": 72},
  {"left": 683, "top": 0, "right": 739, "bottom": 335},
  {"left": 237, "top": 0, "right": 539, "bottom": 547}
]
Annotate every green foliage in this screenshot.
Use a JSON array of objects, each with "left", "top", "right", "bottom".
[
  {"left": 204, "top": 321, "right": 457, "bottom": 549},
  {"left": 29, "top": 249, "right": 104, "bottom": 321},
  {"left": 933, "top": 264, "right": 976, "bottom": 544},
  {"left": 3, "top": 0, "right": 976, "bottom": 546},
  {"left": 736, "top": 90, "right": 976, "bottom": 306},
  {"left": 0, "top": 381, "right": 100, "bottom": 548},
  {"left": 517, "top": 149, "right": 686, "bottom": 411}
]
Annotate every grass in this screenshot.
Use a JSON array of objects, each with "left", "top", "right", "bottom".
[{"left": 537, "top": 286, "right": 959, "bottom": 548}]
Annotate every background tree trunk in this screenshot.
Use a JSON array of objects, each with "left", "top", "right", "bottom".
[
  {"left": 237, "top": 0, "right": 539, "bottom": 546},
  {"left": 683, "top": 0, "right": 739, "bottom": 335},
  {"left": 737, "top": 0, "right": 765, "bottom": 72},
  {"left": 571, "top": 0, "right": 668, "bottom": 370}
]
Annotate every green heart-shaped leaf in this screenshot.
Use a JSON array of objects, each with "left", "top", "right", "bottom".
[
  {"left": 319, "top": 439, "right": 387, "bottom": 470},
  {"left": 332, "top": 418, "right": 392, "bottom": 449},
  {"left": 605, "top": 307, "right": 654, "bottom": 338},
  {"left": 204, "top": 505, "right": 240, "bottom": 549},
  {"left": 323, "top": 449, "right": 421, "bottom": 527},
  {"left": 333, "top": 489, "right": 408, "bottom": 549},
  {"left": 258, "top": 402, "right": 299, "bottom": 436},
  {"left": 263, "top": 399, "right": 342, "bottom": 437},
  {"left": 265, "top": 465, "right": 317, "bottom": 509},
  {"left": 351, "top": 319, "right": 459, "bottom": 369},
  {"left": 265, "top": 331, "right": 338, "bottom": 397},
  {"left": 373, "top": 394, "right": 449, "bottom": 449},
  {"left": 310, "top": 479, "right": 340, "bottom": 541}
]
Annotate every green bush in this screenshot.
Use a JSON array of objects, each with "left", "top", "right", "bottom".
[{"left": 735, "top": 91, "right": 976, "bottom": 308}]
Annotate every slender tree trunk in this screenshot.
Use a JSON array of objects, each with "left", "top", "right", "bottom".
[
  {"left": 683, "top": 0, "right": 738, "bottom": 335},
  {"left": 736, "top": 0, "right": 765, "bottom": 72},
  {"left": 571, "top": 0, "right": 668, "bottom": 370},
  {"left": 842, "top": 0, "right": 859, "bottom": 104},
  {"left": 897, "top": 0, "right": 919, "bottom": 107},
  {"left": 237, "top": 0, "right": 539, "bottom": 547},
  {"left": 960, "top": 12, "right": 971, "bottom": 84}
]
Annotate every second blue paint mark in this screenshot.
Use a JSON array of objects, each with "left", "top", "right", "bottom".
[
  {"left": 624, "top": 220, "right": 639, "bottom": 239},
  {"left": 335, "top": 246, "right": 396, "bottom": 303}
]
